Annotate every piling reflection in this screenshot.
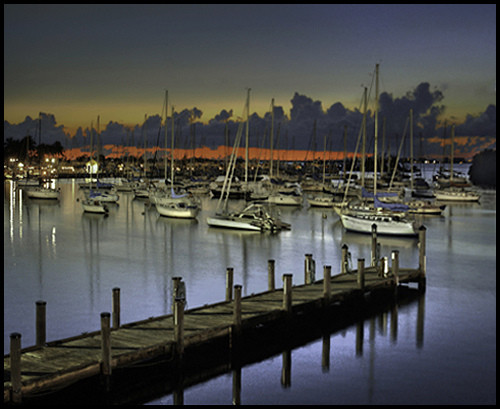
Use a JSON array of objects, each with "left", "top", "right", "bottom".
[{"left": 22, "top": 287, "right": 426, "bottom": 405}]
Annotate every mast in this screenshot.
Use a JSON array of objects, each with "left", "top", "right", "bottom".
[
  {"left": 374, "top": 63, "right": 379, "bottom": 196},
  {"left": 361, "top": 87, "right": 367, "bottom": 189},
  {"left": 450, "top": 124, "right": 455, "bottom": 182},
  {"left": 410, "top": 108, "right": 414, "bottom": 191},
  {"left": 171, "top": 107, "right": 175, "bottom": 191},
  {"left": 270, "top": 98, "right": 274, "bottom": 178},
  {"left": 245, "top": 88, "right": 251, "bottom": 186},
  {"left": 343, "top": 125, "right": 347, "bottom": 181},
  {"left": 143, "top": 114, "right": 147, "bottom": 179},
  {"left": 164, "top": 90, "right": 168, "bottom": 181}
]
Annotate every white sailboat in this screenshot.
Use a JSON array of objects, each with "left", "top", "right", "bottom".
[
  {"left": 337, "top": 65, "right": 420, "bottom": 236},
  {"left": 25, "top": 185, "right": 60, "bottom": 200},
  {"left": 81, "top": 117, "right": 109, "bottom": 214},
  {"left": 25, "top": 113, "right": 61, "bottom": 200},
  {"left": 152, "top": 93, "right": 201, "bottom": 219},
  {"left": 207, "top": 89, "right": 290, "bottom": 232},
  {"left": 434, "top": 125, "right": 480, "bottom": 202}
]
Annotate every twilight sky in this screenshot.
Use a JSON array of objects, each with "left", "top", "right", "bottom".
[{"left": 4, "top": 4, "right": 496, "bottom": 158}]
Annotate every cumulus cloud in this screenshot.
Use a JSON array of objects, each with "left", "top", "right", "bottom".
[{"left": 4, "top": 84, "right": 496, "bottom": 160}]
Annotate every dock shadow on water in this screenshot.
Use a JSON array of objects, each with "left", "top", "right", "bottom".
[{"left": 17, "top": 286, "right": 424, "bottom": 405}]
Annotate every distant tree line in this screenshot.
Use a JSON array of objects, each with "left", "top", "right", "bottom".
[
  {"left": 469, "top": 149, "right": 496, "bottom": 187},
  {"left": 4, "top": 136, "right": 64, "bottom": 162}
]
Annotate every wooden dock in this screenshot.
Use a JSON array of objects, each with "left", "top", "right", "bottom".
[{"left": 4, "top": 226, "right": 427, "bottom": 404}]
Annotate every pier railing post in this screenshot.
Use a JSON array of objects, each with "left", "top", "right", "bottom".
[
  {"left": 304, "top": 254, "right": 315, "bottom": 284},
  {"left": 233, "top": 285, "right": 242, "bottom": 335},
  {"left": 371, "top": 224, "right": 378, "bottom": 267},
  {"left": 323, "top": 265, "right": 331, "bottom": 303},
  {"left": 268, "top": 259, "right": 275, "bottom": 291},
  {"left": 341, "top": 244, "right": 349, "bottom": 274},
  {"left": 10, "top": 332, "right": 22, "bottom": 404},
  {"left": 282, "top": 274, "right": 293, "bottom": 314},
  {"left": 418, "top": 225, "right": 427, "bottom": 292},
  {"left": 357, "top": 259, "right": 365, "bottom": 290},
  {"left": 174, "top": 299, "right": 185, "bottom": 358},
  {"left": 172, "top": 277, "right": 185, "bottom": 311},
  {"left": 100, "top": 312, "right": 112, "bottom": 377},
  {"left": 392, "top": 250, "right": 400, "bottom": 286},
  {"left": 112, "top": 288, "right": 120, "bottom": 329},
  {"left": 226, "top": 268, "right": 234, "bottom": 301},
  {"left": 36, "top": 300, "right": 46, "bottom": 347}
]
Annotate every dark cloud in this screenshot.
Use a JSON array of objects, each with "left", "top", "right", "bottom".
[{"left": 4, "top": 84, "right": 496, "bottom": 159}]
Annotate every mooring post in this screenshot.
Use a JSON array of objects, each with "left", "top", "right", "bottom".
[
  {"left": 392, "top": 250, "right": 400, "bottom": 286},
  {"left": 282, "top": 274, "right": 293, "bottom": 314},
  {"left": 304, "top": 253, "right": 315, "bottom": 284},
  {"left": 112, "top": 288, "right": 120, "bottom": 329},
  {"left": 371, "top": 224, "right": 378, "bottom": 267},
  {"left": 357, "top": 258, "right": 365, "bottom": 290},
  {"left": 418, "top": 225, "right": 427, "bottom": 291},
  {"left": 100, "top": 312, "right": 112, "bottom": 377},
  {"left": 35, "top": 300, "right": 46, "bottom": 347},
  {"left": 174, "top": 299, "right": 185, "bottom": 358},
  {"left": 323, "top": 265, "right": 331, "bottom": 303},
  {"left": 172, "top": 276, "right": 183, "bottom": 311},
  {"left": 233, "top": 285, "right": 242, "bottom": 335},
  {"left": 268, "top": 259, "right": 275, "bottom": 291},
  {"left": 226, "top": 267, "right": 234, "bottom": 301},
  {"left": 10, "top": 332, "right": 22, "bottom": 404},
  {"left": 341, "top": 244, "right": 349, "bottom": 274}
]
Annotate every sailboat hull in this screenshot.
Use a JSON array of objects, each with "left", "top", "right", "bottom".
[
  {"left": 340, "top": 213, "right": 418, "bottom": 236},
  {"left": 156, "top": 202, "right": 199, "bottom": 219},
  {"left": 206, "top": 215, "right": 262, "bottom": 231}
]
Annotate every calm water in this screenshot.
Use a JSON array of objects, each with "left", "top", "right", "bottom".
[{"left": 4, "top": 168, "right": 496, "bottom": 405}]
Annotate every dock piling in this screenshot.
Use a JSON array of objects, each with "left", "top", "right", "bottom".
[
  {"left": 112, "top": 288, "right": 120, "bottom": 329},
  {"left": 268, "top": 260, "right": 275, "bottom": 291},
  {"left": 9, "top": 332, "right": 22, "bottom": 404},
  {"left": 282, "top": 274, "right": 293, "bottom": 313},
  {"left": 233, "top": 285, "right": 242, "bottom": 333},
  {"left": 371, "top": 224, "right": 378, "bottom": 267},
  {"left": 392, "top": 250, "right": 400, "bottom": 286},
  {"left": 357, "top": 259, "right": 365, "bottom": 290},
  {"left": 304, "top": 254, "right": 316, "bottom": 284},
  {"left": 226, "top": 268, "right": 234, "bottom": 301},
  {"left": 174, "top": 300, "right": 185, "bottom": 357},
  {"left": 36, "top": 300, "right": 46, "bottom": 347},
  {"left": 418, "top": 225, "right": 427, "bottom": 291},
  {"left": 100, "top": 312, "right": 112, "bottom": 377},
  {"left": 323, "top": 265, "right": 331, "bottom": 302}
]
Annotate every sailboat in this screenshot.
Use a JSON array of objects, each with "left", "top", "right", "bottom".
[
  {"left": 433, "top": 125, "right": 480, "bottom": 202},
  {"left": 337, "top": 64, "right": 420, "bottom": 236},
  {"left": 152, "top": 92, "right": 200, "bottom": 219},
  {"left": 207, "top": 89, "right": 290, "bottom": 232},
  {"left": 25, "top": 113, "right": 61, "bottom": 200},
  {"left": 81, "top": 118, "right": 109, "bottom": 214}
]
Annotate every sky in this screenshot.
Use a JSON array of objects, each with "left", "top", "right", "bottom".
[{"left": 4, "top": 4, "right": 496, "bottom": 159}]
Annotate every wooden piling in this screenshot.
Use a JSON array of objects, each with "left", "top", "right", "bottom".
[
  {"left": 304, "top": 254, "right": 315, "bottom": 284},
  {"left": 112, "top": 288, "right": 120, "bottom": 329},
  {"left": 282, "top": 274, "right": 293, "bottom": 313},
  {"left": 36, "top": 300, "right": 46, "bottom": 347},
  {"left": 323, "top": 265, "right": 331, "bottom": 301},
  {"left": 233, "top": 285, "right": 242, "bottom": 334},
  {"left": 226, "top": 268, "right": 234, "bottom": 301},
  {"left": 268, "top": 259, "right": 275, "bottom": 291},
  {"left": 341, "top": 244, "right": 349, "bottom": 274},
  {"left": 9, "top": 333, "right": 22, "bottom": 404},
  {"left": 392, "top": 250, "right": 400, "bottom": 286},
  {"left": 100, "top": 312, "right": 111, "bottom": 377},
  {"left": 418, "top": 225, "right": 427, "bottom": 292},
  {"left": 371, "top": 224, "right": 378, "bottom": 267},
  {"left": 174, "top": 299, "right": 185, "bottom": 357},
  {"left": 172, "top": 277, "right": 183, "bottom": 310},
  {"left": 357, "top": 259, "right": 365, "bottom": 290}
]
